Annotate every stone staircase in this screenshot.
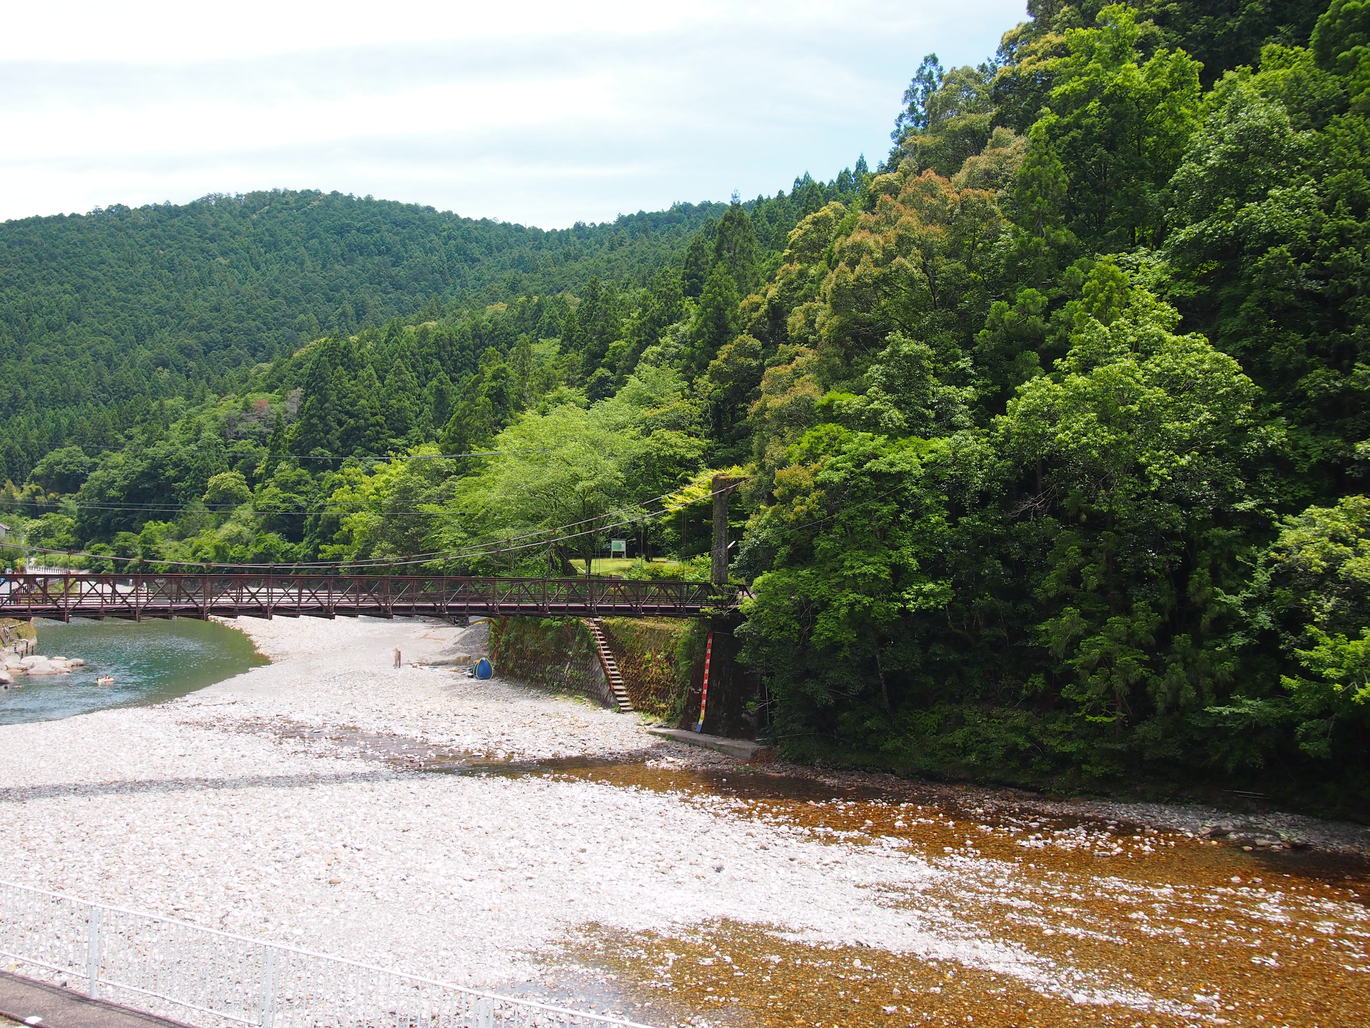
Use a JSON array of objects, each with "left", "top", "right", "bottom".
[
  {"left": 0, "top": 621, "right": 35, "bottom": 659},
  {"left": 585, "top": 618, "right": 633, "bottom": 713}
]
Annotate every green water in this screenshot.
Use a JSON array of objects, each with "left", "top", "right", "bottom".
[{"left": 0, "top": 618, "right": 267, "bottom": 725}]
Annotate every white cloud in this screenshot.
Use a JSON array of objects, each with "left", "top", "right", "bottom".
[
  {"left": 5, "top": 0, "right": 684, "bottom": 62},
  {"left": 0, "top": 1, "right": 1028, "bottom": 226},
  {"left": 0, "top": 76, "right": 621, "bottom": 162},
  {"left": 7, "top": 1, "right": 1020, "bottom": 62}
]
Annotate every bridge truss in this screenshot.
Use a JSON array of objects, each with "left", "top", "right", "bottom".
[{"left": 0, "top": 573, "right": 731, "bottom": 622}]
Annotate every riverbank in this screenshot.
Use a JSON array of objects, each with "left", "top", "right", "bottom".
[
  {"left": 1, "top": 616, "right": 1367, "bottom": 1027},
  {"left": 0, "top": 620, "right": 37, "bottom": 686},
  {"left": 209, "top": 616, "right": 1370, "bottom": 856}
]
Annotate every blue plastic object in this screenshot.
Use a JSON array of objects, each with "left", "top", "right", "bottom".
[{"left": 473, "top": 657, "right": 494, "bottom": 680}]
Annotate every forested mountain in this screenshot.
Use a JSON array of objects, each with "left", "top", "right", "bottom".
[
  {"left": 4, "top": 0, "right": 1368, "bottom": 810},
  {"left": 0, "top": 181, "right": 865, "bottom": 482},
  {"left": 2, "top": 169, "right": 863, "bottom": 548},
  {"left": 0, "top": 189, "right": 735, "bottom": 479}
]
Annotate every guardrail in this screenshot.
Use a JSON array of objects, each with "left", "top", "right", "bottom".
[{"left": 0, "top": 880, "right": 655, "bottom": 1028}]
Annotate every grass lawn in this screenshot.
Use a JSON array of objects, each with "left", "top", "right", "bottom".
[{"left": 569, "top": 557, "right": 683, "bottom": 576}]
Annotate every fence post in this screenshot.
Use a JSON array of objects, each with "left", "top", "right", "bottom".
[
  {"left": 260, "top": 945, "right": 278, "bottom": 1028},
  {"left": 85, "top": 904, "right": 102, "bottom": 998}
]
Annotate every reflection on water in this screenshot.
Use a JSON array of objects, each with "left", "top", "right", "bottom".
[{"left": 0, "top": 618, "right": 266, "bottom": 725}]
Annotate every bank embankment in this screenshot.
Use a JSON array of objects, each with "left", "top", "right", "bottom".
[
  {"left": 0, "top": 620, "right": 84, "bottom": 686},
  {"left": 0, "top": 619, "right": 36, "bottom": 654},
  {"left": 488, "top": 614, "right": 760, "bottom": 735},
  {"left": 489, "top": 615, "right": 707, "bottom": 720}
]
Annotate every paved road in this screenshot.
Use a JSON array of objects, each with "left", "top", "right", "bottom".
[{"left": 0, "top": 973, "right": 192, "bottom": 1028}]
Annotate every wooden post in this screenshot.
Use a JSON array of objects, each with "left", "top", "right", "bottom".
[{"left": 710, "top": 475, "right": 744, "bottom": 587}]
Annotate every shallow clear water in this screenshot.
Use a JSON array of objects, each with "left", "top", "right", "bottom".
[{"left": 0, "top": 618, "right": 267, "bottom": 725}]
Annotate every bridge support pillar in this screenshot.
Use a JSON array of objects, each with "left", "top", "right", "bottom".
[
  {"left": 711, "top": 475, "right": 745, "bottom": 587},
  {"left": 690, "top": 612, "right": 763, "bottom": 739}
]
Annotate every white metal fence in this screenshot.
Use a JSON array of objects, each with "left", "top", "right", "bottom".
[{"left": 0, "top": 881, "right": 656, "bottom": 1028}]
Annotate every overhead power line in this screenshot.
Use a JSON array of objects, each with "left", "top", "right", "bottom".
[
  {"left": 2, "top": 479, "right": 700, "bottom": 520},
  {"left": 4, "top": 499, "right": 445, "bottom": 517},
  {"left": 10, "top": 480, "right": 749, "bottom": 572},
  {"left": 250, "top": 447, "right": 552, "bottom": 461}
]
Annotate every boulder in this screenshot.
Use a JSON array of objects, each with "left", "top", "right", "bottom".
[
  {"left": 1202, "top": 822, "right": 1290, "bottom": 850},
  {"left": 16, "top": 655, "right": 73, "bottom": 676}
]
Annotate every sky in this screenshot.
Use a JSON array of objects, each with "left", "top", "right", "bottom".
[{"left": 0, "top": 0, "right": 1028, "bottom": 229}]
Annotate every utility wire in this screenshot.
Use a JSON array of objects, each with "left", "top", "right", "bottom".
[
  {"left": 1, "top": 479, "right": 711, "bottom": 526},
  {"left": 374, "top": 485, "right": 735, "bottom": 568},
  {"left": 248, "top": 448, "right": 552, "bottom": 461},
  {"left": 12, "top": 480, "right": 746, "bottom": 572},
  {"left": 4, "top": 500, "right": 445, "bottom": 517}
]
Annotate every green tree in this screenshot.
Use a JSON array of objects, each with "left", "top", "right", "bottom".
[
  {"left": 382, "top": 358, "right": 423, "bottom": 443},
  {"left": 998, "top": 266, "right": 1264, "bottom": 755},
  {"left": 566, "top": 277, "right": 622, "bottom": 380},
  {"left": 688, "top": 264, "right": 742, "bottom": 375},
  {"left": 890, "top": 54, "right": 945, "bottom": 148},
  {"left": 252, "top": 464, "right": 318, "bottom": 543},
  {"left": 1027, "top": 4, "right": 1202, "bottom": 250},
  {"left": 202, "top": 470, "right": 252, "bottom": 508},
  {"left": 712, "top": 198, "right": 760, "bottom": 294},
  {"left": 26, "top": 446, "right": 94, "bottom": 494},
  {"left": 1245, "top": 495, "right": 1370, "bottom": 763},
  {"left": 1165, "top": 52, "right": 1369, "bottom": 498},
  {"left": 318, "top": 447, "right": 456, "bottom": 566},
  {"left": 437, "top": 366, "right": 693, "bottom": 575},
  {"left": 739, "top": 427, "right": 961, "bottom": 748},
  {"left": 1313, "top": 0, "right": 1370, "bottom": 111},
  {"left": 897, "top": 64, "right": 997, "bottom": 176}
]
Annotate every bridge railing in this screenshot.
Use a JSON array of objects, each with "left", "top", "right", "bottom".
[
  {"left": 0, "top": 573, "right": 731, "bottom": 620},
  {"left": 0, "top": 879, "right": 654, "bottom": 1028}
]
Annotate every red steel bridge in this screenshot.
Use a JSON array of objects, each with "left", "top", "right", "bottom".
[{"left": 0, "top": 573, "right": 734, "bottom": 622}]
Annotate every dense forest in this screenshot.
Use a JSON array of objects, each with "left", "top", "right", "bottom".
[
  {"left": 3, "top": 0, "right": 1368, "bottom": 811},
  {"left": 0, "top": 187, "right": 827, "bottom": 478}
]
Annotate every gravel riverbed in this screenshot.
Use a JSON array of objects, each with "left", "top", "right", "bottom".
[{"left": 2, "top": 616, "right": 1368, "bottom": 1027}]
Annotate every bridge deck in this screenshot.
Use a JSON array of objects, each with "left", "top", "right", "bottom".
[{"left": 0, "top": 574, "right": 730, "bottom": 622}]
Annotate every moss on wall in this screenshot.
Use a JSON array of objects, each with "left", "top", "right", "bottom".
[
  {"left": 488, "top": 617, "right": 613, "bottom": 708},
  {"left": 487, "top": 615, "right": 708, "bottom": 720},
  {"left": 599, "top": 617, "right": 707, "bottom": 720}
]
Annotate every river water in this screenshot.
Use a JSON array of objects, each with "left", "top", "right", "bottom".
[{"left": 0, "top": 618, "right": 266, "bottom": 725}]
